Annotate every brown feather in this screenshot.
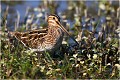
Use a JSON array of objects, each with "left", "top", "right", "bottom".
[
  {"left": 9, "top": 28, "right": 48, "bottom": 48},
  {"left": 8, "top": 15, "right": 70, "bottom": 52}
]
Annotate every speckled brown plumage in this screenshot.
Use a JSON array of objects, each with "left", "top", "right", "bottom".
[{"left": 10, "top": 14, "right": 78, "bottom": 52}]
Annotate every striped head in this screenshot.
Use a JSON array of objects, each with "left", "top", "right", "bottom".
[
  {"left": 47, "top": 14, "right": 79, "bottom": 45},
  {"left": 47, "top": 14, "right": 60, "bottom": 26}
]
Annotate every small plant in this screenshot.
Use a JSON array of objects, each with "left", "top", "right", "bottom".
[{"left": 1, "top": 1, "right": 119, "bottom": 79}]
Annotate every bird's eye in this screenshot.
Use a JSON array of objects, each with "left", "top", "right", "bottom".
[{"left": 53, "top": 17, "right": 55, "bottom": 20}]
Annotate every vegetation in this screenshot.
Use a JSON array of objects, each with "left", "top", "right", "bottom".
[{"left": 1, "top": 1, "right": 119, "bottom": 79}]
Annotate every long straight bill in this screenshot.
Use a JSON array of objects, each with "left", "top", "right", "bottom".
[{"left": 57, "top": 21, "right": 79, "bottom": 45}]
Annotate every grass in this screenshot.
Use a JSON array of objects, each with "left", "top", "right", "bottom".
[
  {"left": 1, "top": 22, "right": 119, "bottom": 79},
  {"left": 1, "top": 1, "right": 119, "bottom": 79}
]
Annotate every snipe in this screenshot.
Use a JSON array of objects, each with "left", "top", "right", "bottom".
[{"left": 10, "top": 14, "right": 79, "bottom": 52}]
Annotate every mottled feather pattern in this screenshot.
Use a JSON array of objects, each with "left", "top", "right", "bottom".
[
  {"left": 10, "top": 29, "right": 48, "bottom": 47},
  {"left": 10, "top": 26, "right": 63, "bottom": 52},
  {"left": 9, "top": 15, "right": 69, "bottom": 52}
]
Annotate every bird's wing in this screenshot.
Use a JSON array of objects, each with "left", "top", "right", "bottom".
[{"left": 9, "top": 28, "right": 48, "bottom": 48}]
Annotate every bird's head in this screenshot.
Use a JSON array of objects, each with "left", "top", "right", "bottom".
[
  {"left": 47, "top": 14, "right": 79, "bottom": 45},
  {"left": 47, "top": 14, "right": 60, "bottom": 26}
]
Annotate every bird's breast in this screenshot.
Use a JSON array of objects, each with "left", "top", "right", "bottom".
[{"left": 32, "top": 28, "right": 64, "bottom": 52}]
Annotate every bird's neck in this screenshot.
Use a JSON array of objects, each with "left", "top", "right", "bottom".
[{"left": 47, "top": 25, "right": 63, "bottom": 38}]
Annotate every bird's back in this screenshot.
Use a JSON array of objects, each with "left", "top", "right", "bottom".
[{"left": 9, "top": 27, "right": 63, "bottom": 52}]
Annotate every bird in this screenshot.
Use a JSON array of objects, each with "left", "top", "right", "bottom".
[{"left": 9, "top": 14, "right": 79, "bottom": 52}]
